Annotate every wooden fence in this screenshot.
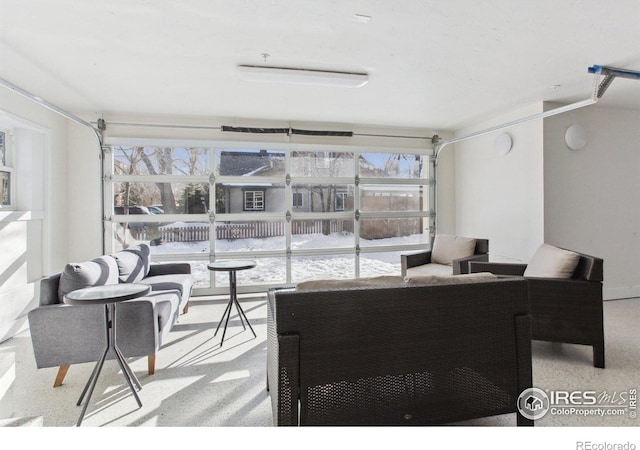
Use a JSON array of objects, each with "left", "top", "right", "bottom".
[
  {"left": 128, "top": 220, "right": 352, "bottom": 242},
  {"left": 127, "top": 217, "right": 419, "bottom": 242}
]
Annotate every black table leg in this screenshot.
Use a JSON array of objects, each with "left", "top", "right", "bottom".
[
  {"left": 214, "top": 270, "right": 256, "bottom": 346},
  {"left": 76, "top": 303, "right": 142, "bottom": 426}
]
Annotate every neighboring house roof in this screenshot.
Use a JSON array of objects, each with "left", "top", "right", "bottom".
[
  {"left": 218, "top": 150, "right": 285, "bottom": 176},
  {"left": 218, "top": 150, "right": 422, "bottom": 178}
]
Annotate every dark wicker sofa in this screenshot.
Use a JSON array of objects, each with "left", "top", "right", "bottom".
[
  {"left": 470, "top": 247, "right": 604, "bottom": 368},
  {"left": 267, "top": 276, "right": 532, "bottom": 426}
]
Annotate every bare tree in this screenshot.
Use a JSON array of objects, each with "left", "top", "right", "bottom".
[
  {"left": 139, "top": 147, "right": 178, "bottom": 214},
  {"left": 308, "top": 152, "right": 353, "bottom": 235}
]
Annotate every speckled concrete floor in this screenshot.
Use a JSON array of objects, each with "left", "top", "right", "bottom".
[{"left": 1, "top": 295, "right": 639, "bottom": 429}]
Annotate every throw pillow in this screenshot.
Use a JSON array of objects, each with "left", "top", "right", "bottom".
[
  {"left": 112, "top": 244, "right": 151, "bottom": 283},
  {"left": 523, "top": 244, "right": 580, "bottom": 279},
  {"left": 58, "top": 255, "right": 119, "bottom": 302},
  {"left": 431, "top": 234, "right": 477, "bottom": 265},
  {"left": 296, "top": 275, "right": 405, "bottom": 291}
]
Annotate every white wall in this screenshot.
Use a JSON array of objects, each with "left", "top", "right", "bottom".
[
  {"left": 0, "top": 88, "right": 69, "bottom": 342},
  {"left": 543, "top": 103, "right": 640, "bottom": 299},
  {"left": 453, "top": 103, "right": 545, "bottom": 263},
  {"left": 66, "top": 122, "right": 103, "bottom": 262}
]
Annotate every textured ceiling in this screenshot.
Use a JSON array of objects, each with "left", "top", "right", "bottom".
[{"left": 2, "top": 0, "right": 640, "bottom": 130}]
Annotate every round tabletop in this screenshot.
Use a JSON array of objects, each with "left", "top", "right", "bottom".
[
  {"left": 64, "top": 283, "right": 151, "bottom": 306},
  {"left": 207, "top": 260, "right": 257, "bottom": 272}
]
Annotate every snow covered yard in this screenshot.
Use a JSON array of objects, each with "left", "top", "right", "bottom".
[{"left": 150, "top": 231, "right": 426, "bottom": 288}]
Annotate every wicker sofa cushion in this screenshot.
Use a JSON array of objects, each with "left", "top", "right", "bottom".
[
  {"left": 57, "top": 255, "right": 119, "bottom": 302},
  {"left": 523, "top": 243, "right": 580, "bottom": 279},
  {"left": 404, "top": 272, "right": 497, "bottom": 286},
  {"left": 431, "top": 234, "right": 477, "bottom": 265},
  {"left": 296, "top": 275, "right": 405, "bottom": 291},
  {"left": 112, "top": 244, "right": 151, "bottom": 283}
]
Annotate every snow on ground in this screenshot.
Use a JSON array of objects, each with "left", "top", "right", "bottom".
[{"left": 150, "top": 231, "right": 428, "bottom": 288}]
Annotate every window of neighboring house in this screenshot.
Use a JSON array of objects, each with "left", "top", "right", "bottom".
[
  {"left": 0, "top": 130, "right": 13, "bottom": 209},
  {"left": 335, "top": 192, "right": 346, "bottom": 211},
  {"left": 316, "top": 151, "right": 331, "bottom": 169},
  {"left": 244, "top": 190, "right": 265, "bottom": 211},
  {"left": 292, "top": 191, "right": 303, "bottom": 208}
]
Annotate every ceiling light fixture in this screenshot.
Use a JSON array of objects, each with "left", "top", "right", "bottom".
[
  {"left": 237, "top": 65, "right": 369, "bottom": 88},
  {"left": 493, "top": 133, "right": 513, "bottom": 156},
  {"left": 565, "top": 124, "right": 587, "bottom": 150}
]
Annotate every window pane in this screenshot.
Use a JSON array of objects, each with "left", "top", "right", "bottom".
[
  {"left": 215, "top": 148, "right": 285, "bottom": 177},
  {"left": 360, "top": 185, "right": 425, "bottom": 212},
  {"left": 113, "top": 182, "right": 209, "bottom": 214},
  {"left": 215, "top": 220, "right": 285, "bottom": 252},
  {"left": 214, "top": 257, "right": 286, "bottom": 287},
  {"left": 215, "top": 183, "right": 285, "bottom": 214},
  {"left": 360, "top": 218, "right": 426, "bottom": 247},
  {"left": 0, "top": 131, "right": 6, "bottom": 166},
  {"left": 290, "top": 151, "right": 354, "bottom": 177},
  {"left": 189, "top": 260, "right": 212, "bottom": 289},
  {"left": 0, "top": 171, "right": 10, "bottom": 206},
  {"left": 291, "top": 219, "right": 354, "bottom": 249},
  {"left": 291, "top": 183, "right": 354, "bottom": 212},
  {"left": 291, "top": 254, "right": 355, "bottom": 283},
  {"left": 359, "top": 251, "right": 403, "bottom": 277},
  {"left": 113, "top": 146, "right": 209, "bottom": 176},
  {"left": 112, "top": 221, "right": 210, "bottom": 252},
  {"left": 360, "top": 152, "right": 424, "bottom": 178},
  {"left": 244, "top": 190, "right": 264, "bottom": 211},
  {"left": 292, "top": 192, "right": 303, "bottom": 208}
]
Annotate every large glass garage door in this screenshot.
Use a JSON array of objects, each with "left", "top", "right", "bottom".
[{"left": 104, "top": 142, "right": 431, "bottom": 295}]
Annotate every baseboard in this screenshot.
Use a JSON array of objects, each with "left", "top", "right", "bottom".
[{"left": 603, "top": 285, "right": 640, "bottom": 301}]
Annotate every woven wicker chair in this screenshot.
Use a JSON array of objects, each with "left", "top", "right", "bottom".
[
  {"left": 267, "top": 277, "right": 532, "bottom": 426},
  {"left": 469, "top": 248, "right": 604, "bottom": 368},
  {"left": 401, "top": 235, "right": 489, "bottom": 277}
]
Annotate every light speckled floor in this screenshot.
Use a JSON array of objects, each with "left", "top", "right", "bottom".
[{"left": 1, "top": 295, "right": 639, "bottom": 431}]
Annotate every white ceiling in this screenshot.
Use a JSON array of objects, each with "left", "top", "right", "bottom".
[{"left": 2, "top": 0, "right": 640, "bottom": 131}]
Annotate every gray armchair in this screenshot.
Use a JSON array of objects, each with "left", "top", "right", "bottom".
[{"left": 401, "top": 235, "right": 489, "bottom": 277}]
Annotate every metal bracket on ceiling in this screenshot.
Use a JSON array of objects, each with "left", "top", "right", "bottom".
[{"left": 588, "top": 65, "right": 640, "bottom": 100}]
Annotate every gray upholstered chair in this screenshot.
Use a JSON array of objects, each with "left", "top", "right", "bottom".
[
  {"left": 470, "top": 243, "right": 605, "bottom": 368},
  {"left": 401, "top": 234, "right": 489, "bottom": 277},
  {"left": 28, "top": 244, "right": 194, "bottom": 386}
]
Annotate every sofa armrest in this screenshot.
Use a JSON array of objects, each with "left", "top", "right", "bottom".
[
  {"left": 525, "top": 277, "right": 603, "bottom": 310},
  {"left": 148, "top": 262, "right": 192, "bottom": 276},
  {"left": 115, "top": 297, "right": 161, "bottom": 356},
  {"left": 28, "top": 303, "right": 107, "bottom": 368},
  {"left": 469, "top": 261, "right": 527, "bottom": 276},
  {"left": 267, "top": 290, "right": 301, "bottom": 426},
  {"left": 39, "top": 273, "right": 63, "bottom": 306},
  {"left": 401, "top": 251, "right": 433, "bottom": 277},
  {"left": 453, "top": 253, "right": 489, "bottom": 275}
]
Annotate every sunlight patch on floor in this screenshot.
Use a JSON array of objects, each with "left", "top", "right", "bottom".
[{"left": 211, "top": 370, "right": 251, "bottom": 384}]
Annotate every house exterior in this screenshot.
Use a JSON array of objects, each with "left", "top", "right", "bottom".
[{"left": 218, "top": 150, "right": 419, "bottom": 214}]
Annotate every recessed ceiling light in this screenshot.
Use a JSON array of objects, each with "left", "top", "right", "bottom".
[{"left": 353, "top": 14, "right": 372, "bottom": 23}]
